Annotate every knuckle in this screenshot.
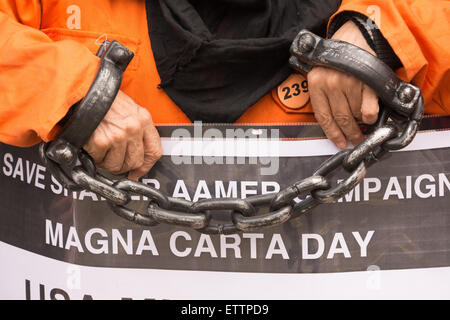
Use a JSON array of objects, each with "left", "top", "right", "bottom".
[
  {"left": 152, "top": 146, "right": 163, "bottom": 160},
  {"left": 135, "top": 157, "right": 145, "bottom": 169},
  {"left": 307, "top": 70, "right": 321, "bottom": 84},
  {"left": 111, "top": 130, "right": 126, "bottom": 143},
  {"left": 125, "top": 119, "right": 141, "bottom": 135},
  {"left": 127, "top": 152, "right": 145, "bottom": 170},
  {"left": 308, "top": 68, "right": 329, "bottom": 86},
  {"left": 104, "top": 162, "right": 123, "bottom": 174},
  {"left": 92, "top": 135, "right": 109, "bottom": 150},
  {"left": 144, "top": 148, "right": 163, "bottom": 166},
  {"left": 334, "top": 113, "right": 352, "bottom": 127},
  {"left": 325, "top": 129, "right": 342, "bottom": 140},
  {"left": 345, "top": 79, "right": 361, "bottom": 94},
  {"left": 314, "top": 111, "right": 333, "bottom": 127},
  {"left": 363, "top": 109, "right": 379, "bottom": 120},
  {"left": 326, "top": 74, "right": 340, "bottom": 88},
  {"left": 138, "top": 107, "right": 152, "bottom": 123},
  {"left": 141, "top": 160, "right": 155, "bottom": 173},
  {"left": 121, "top": 162, "right": 133, "bottom": 173}
]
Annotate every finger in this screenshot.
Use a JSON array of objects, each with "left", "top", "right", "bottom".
[
  {"left": 128, "top": 124, "right": 162, "bottom": 180},
  {"left": 344, "top": 78, "right": 363, "bottom": 120},
  {"left": 122, "top": 138, "right": 144, "bottom": 180},
  {"left": 329, "top": 89, "right": 364, "bottom": 146},
  {"left": 310, "top": 86, "right": 347, "bottom": 149},
  {"left": 99, "top": 138, "right": 127, "bottom": 174},
  {"left": 361, "top": 85, "right": 380, "bottom": 124},
  {"left": 83, "top": 133, "right": 109, "bottom": 165}
]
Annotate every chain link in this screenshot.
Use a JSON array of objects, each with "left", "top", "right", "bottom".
[
  {"left": 38, "top": 102, "right": 423, "bottom": 234},
  {"left": 37, "top": 30, "right": 425, "bottom": 234}
]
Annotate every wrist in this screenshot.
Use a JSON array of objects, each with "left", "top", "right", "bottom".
[
  {"left": 328, "top": 11, "right": 402, "bottom": 70},
  {"left": 331, "top": 20, "right": 376, "bottom": 56}
]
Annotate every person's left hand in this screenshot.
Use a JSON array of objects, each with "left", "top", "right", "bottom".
[{"left": 307, "top": 20, "right": 380, "bottom": 149}]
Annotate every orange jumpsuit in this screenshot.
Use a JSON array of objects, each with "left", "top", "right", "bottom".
[{"left": 0, "top": 0, "right": 449, "bottom": 147}]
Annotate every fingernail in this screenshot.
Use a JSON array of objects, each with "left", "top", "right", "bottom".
[{"left": 337, "top": 141, "right": 347, "bottom": 149}]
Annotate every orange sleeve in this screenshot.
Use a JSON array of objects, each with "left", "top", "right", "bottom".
[
  {"left": 0, "top": 0, "right": 99, "bottom": 147},
  {"left": 329, "top": 0, "right": 450, "bottom": 115}
]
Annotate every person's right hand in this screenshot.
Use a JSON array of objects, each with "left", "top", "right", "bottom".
[{"left": 83, "top": 90, "right": 162, "bottom": 180}]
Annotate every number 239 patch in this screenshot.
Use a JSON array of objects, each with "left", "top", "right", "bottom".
[{"left": 276, "top": 73, "right": 310, "bottom": 110}]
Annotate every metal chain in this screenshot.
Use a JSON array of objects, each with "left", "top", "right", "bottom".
[
  {"left": 38, "top": 100, "right": 423, "bottom": 234},
  {"left": 37, "top": 30, "right": 425, "bottom": 234}
]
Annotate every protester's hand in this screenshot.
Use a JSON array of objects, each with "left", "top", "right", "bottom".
[
  {"left": 308, "top": 20, "right": 379, "bottom": 149},
  {"left": 83, "top": 90, "right": 162, "bottom": 180}
]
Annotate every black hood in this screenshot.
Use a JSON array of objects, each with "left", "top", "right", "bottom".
[{"left": 146, "top": 0, "right": 342, "bottom": 122}]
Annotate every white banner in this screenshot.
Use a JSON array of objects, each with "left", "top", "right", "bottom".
[
  {"left": 1, "top": 124, "right": 450, "bottom": 300},
  {"left": 1, "top": 241, "right": 450, "bottom": 300}
]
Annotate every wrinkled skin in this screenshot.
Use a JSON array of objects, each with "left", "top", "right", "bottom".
[
  {"left": 83, "top": 90, "right": 162, "bottom": 180},
  {"left": 308, "top": 20, "right": 379, "bottom": 149}
]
